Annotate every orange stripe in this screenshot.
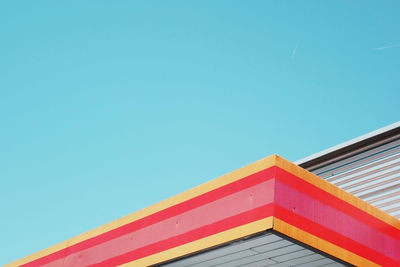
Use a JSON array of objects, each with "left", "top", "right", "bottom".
[
  {"left": 275, "top": 167, "right": 400, "bottom": 242},
  {"left": 122, "top": 217, "right": 273, "bottom": 266},
  {"left": 274, "top": 155, "right": 400, "bottom": 230},
  {"left": 273, "top": 218, "right": 379, "bottom": 267},
  {"left": 6, "top": 156, "right": 277, "bottom": 267},
  {"left": 8, "top": 155, "right": 399, "bottom": 266}
]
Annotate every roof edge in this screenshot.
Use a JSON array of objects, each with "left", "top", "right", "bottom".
[{"left": 295, "top": 121, "right": 400, "bottom": 169}]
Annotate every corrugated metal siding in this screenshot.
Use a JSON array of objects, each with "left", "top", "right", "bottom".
[
  {"left": 161, "top": 233, "right": 345, "bottom": 267},
  {"left": 306, "top": 135, "right": 400, "bottom": 219}
]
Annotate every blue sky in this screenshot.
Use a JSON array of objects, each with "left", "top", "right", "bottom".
[{"left": 1, "top": 0, "right": 399, "bottom": 264}]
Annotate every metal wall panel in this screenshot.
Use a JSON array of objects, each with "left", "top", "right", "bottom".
[
  {"left": 160, "top": 233, "right": 345, "bottom": 267},
  {"left": 303, "top": 134, "right": 400, "bottom": 219}
]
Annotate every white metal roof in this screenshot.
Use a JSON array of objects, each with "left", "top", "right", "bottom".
[
  {"left": 295, "top": 121, "right": 400, "bottom": 166},
  {"left": 158, "top": 123, "right": 400, "bottom": 267},
  {"left": 294, "top": 121, "right": 400, "bottom": 219}
]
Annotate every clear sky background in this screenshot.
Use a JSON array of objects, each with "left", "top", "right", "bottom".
[{"left": 1, "top": 0, "right": 399, "bottom": 264}]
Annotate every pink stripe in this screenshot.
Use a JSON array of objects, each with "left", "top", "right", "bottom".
[
  {"left": 275, "top": 167, "right": 400, "bottom": 241},
  {"left": 89, "top": 204, "right": 275, "bottom": 266},
  {"left": 43, "top": 179, "right": 275, "bottom": 266},
  {"left": 275, "top": 180, "right": 400, "bottom": 262},
  {"left": 24, "top": 168, "right": 276, "bottom": 267}
]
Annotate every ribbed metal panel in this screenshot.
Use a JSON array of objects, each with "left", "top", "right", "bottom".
[
  {"left": 306, "top": 135, "right": 400, "bottom": 219},
  {"left": 160, "top": 233, "right": 345, "bottom": 267},
  {"left": 161, "top": 124, "right": 400, "bottom": 267}
]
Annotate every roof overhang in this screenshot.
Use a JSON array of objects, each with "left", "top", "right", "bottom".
[
  {"left": 8, "top": 155, "right": 400, "bottom": 267},
  {"left": 160, "top": 231, "right": 348, "bottom": 266}
]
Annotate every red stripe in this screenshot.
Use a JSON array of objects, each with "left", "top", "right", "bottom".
[
  {"left": 275, "top": 167, "right": 400, "bottom": 242},
  {"left": 23, "top": 165, "right": 400, "bottom": 267},
  {"left": 23, "top": 167, "right": 276, "bottom": 267},
  {"left": 275, "top": 180, "right": 400, "bottom": 261},
  {"left": 44, "top": 180, "right": 275, "bottom": 266},
  {"left": 275, "top": 205, "right": 399, "bottom": 266},
  {"left": 89, "top": 204, "right": 275, "bottom": 266}
]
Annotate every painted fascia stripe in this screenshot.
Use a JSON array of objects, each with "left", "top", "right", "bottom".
[
  {"left": 89, "top": 204, "right": 275, "bottom": 266},
  {"left": 274, "top": 155, "right": 400, "bottom": 230},
  {"left": 274, "top": 194, "right": 399, "bottom": 265},
  {"left": 274, "top": 205, "right": 399, "bottom": 266},
  {"left": 7, "top": 156, "right": 277, "bottom": 267},
  {"left": 8, "top": 155, "right": 400, "bottom": 267},
  {"left": 35, "top": 179, "right": 275, "bottom": 267},
  {"left": 22, "top": 170, "right": 276, "bottom": 267},
  {"left": 273, "top": 218, "right": 379, "bottom": 267},
  {"left": 272, "top": 156, "right": 400, "bottom": 267},
  {"left": 274, "top": 167, "right": 400, "bottom": 244},
  {"left": 122, "top": 217, "right": 273, "bottom": 267}
]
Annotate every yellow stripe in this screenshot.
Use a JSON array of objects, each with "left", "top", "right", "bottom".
[
  {"left": 7, "top": 155, "right": 277, "bottom": 267},
  {"left": 11, "top": 154, "right": 397, "bottom": 267},
  {"left": 121, "top": 217, "right": 274, "bottom": 266},
  {"left": 273, "top": 218, "right": 379, "bottom": 267},
  {"left": 274, "top": 155, "right": 400, "bottom": 230}
]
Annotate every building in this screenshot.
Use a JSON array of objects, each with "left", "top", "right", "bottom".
[{"left": 8, "top": 122, "right": 400, "bottom": 267}]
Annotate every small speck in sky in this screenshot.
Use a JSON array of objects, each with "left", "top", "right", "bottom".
[
  {"left": 374, "top": 43, "right": 400, "bottom": 50},
  {"left": 292, "top": 39, "right": 300, "bottom": 58},
  {"left": 1, "top": 0, "right": 400, "bottom": 265}
]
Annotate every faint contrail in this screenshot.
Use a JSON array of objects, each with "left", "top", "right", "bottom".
[
  {"left": 374, "top": 43, "right": 400, "bottom": 50},
  {"left": 292, "top": 40, "right": 300, "bottom": 58}
]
